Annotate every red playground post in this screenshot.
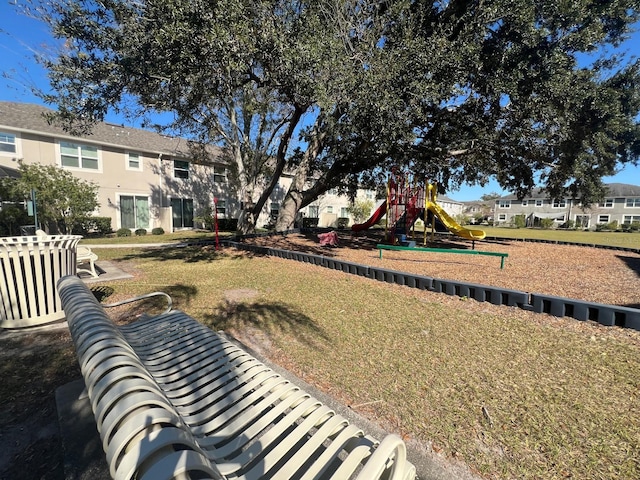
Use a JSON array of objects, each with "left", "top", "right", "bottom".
[{"left": 213, "top": 197, "right": 220, "bottom": 250}]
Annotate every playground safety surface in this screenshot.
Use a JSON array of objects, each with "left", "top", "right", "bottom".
[{"left": 240, "top": 230, "right": 640, "bottom": 310}]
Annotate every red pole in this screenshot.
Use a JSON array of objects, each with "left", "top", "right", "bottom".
[{"left": 213, "top": 198, "right": 220, "bottom": 250}]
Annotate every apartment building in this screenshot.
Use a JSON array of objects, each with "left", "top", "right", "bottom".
[
  {"left": 0, "top": 101, "right": 367, "bottom": 232},
  {"left": 493, "top": 183, "right": 640, "bottom": 229}
]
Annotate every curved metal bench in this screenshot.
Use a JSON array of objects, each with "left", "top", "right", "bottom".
[{"left": 58, "top": 275, "right": 416, "bottom": 480}]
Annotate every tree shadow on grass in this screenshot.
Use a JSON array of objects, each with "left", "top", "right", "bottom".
[
  {"left": 92, "top": 283, "right": 199, "bottom": 323},
  {"left": 200, "top": 299, "right": 329, "bottom": 352},
  {"left": 617, "top": 254, "right": 640, "bottom": 278},
  {"left": 117, "top": 245, "right": 247, "bottom": 263}
]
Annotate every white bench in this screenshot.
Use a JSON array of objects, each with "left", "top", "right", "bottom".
[
  {"left": 76, "top": 245, "right": 99, "bottom": 278},
  {"left": 58, "top": 275, "right": 416, "bottom": 480}
]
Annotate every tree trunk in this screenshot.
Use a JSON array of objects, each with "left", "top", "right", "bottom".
[{"left": 275, "top": 115, "right": 326, "bottom": 231}]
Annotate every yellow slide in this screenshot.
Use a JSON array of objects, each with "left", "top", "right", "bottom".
[{"left": 426, "top": 201, "right": 486, "bottom": 240}]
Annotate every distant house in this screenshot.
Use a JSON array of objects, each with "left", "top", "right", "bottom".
[
  {"left": 493, "top": 183, "right": 640, "bottom": 229},
  {"left": 462, "top": 200, "right": 494, "bottom": 223}
]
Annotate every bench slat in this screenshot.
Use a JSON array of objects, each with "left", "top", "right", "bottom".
[{"left": 58, "top": 275, "right": 417, "bottom": 480}]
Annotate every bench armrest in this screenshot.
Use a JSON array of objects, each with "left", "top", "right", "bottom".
[{"left": 102, "top": 291, "right": 173, "bottom": 315}]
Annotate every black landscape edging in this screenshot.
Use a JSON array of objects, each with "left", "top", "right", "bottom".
[
  {"left": 227, "top": 238, "right": 640, "bottom": 332},
  {"left": 486, "top": 236, "right": 640, "bottom": 254}
]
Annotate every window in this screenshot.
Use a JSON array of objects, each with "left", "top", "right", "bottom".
[
  {"left": 521, "top": 200, "right": 528, "bottom": 206},
  {"left": 552, "top": 199, "right": 566, "bottom": 208},
  {"left": 554, "top": 214, "right": 566, "bottom": 222},
  {"left": 497, "top": 200, "right": 510, "bottom": 209},
  {"left": 365, "top": 191, "right": 374, "bottom": 199},
  {"left": 340, "top": 207, "right": 348, "bottom": 217},
  {"left": 598, "top": 214, "right": 610, "bottom": 224},
  {"left": 174, "top": 160, "right": 189, "bottom": 179},
  {"left": 600, "top": 198, "right": 614, "bottom": 208},
  {"left": 213, "top": 166, "right": 227, "bottom": 183},
  {"left": 625, "top": 198, "right": 640, "bottom": 208},
  {"left": 270, "top": 202, "right": 279, "bottom": 218},
  {"left": 59, "top": 141, "right": 99, "bottom": 170},
  {"left": 126, "top": 152, "right": 142, "bottom": 171},
  {"left": 171, "top": 198, "right": 194, "bottom": 228},
  {"left": 497, "top": 213, "right": 507, "bottom": 221},
  {"left": 216, "top": 200, "right": 226, "bottom": 216},
  {"left": 120, "top": 195, "right": 149, "bottom": 229},
  {"left": 327, "top": 189, "right": 338, "bottom": 196},
  {"left": 326, "top": 206, "right": 334, "bottom": 214},
  {"left": 623, "top": 215, "right": 640, "bottom": 224},
  {"left": 535, "top": 199, "right": 543, "bottom": 206},
  {"left": 0, "top": 132, "right": 16, "bottom": 154},
  {"left": 575, "top": 215, "right": 590, "bottom": 228},
  {"left": 308, "top": 206, "right": 319, "bottom": 217}
]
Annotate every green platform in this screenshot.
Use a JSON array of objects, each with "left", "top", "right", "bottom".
[{"left": 377, "top": 244, "right": 508, "bottom": 269}]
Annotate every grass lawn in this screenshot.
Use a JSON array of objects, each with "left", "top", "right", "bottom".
[
  {"left": 479, "top": 226, "right": 640, "bottom": 249},
  {"left": 92, "top": 245, "right": 640, "bottom": 480}
]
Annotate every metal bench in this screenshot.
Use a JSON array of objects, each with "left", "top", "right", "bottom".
[
  {"left": 58, "top": 275, "right": 416, "bottom": 480},
  {"left": 77, "top": 245, "right": 100, "bottom": 278}
]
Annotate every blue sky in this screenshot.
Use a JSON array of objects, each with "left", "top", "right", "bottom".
[{"left": 1, "top": 2, "right": 638, "bottom": 201}]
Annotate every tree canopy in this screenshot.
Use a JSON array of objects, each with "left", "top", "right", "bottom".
[
  {"left": 28, "top": 0, "right": 640, "bottom": 230},
  {"left": 7, "top": 162, "right": 99, "bottom": 234}
]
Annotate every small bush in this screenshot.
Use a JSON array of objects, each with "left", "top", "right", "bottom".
[
  {"left": 218, "top": 218, "right": 238, "bottom": 231},
  {"left": 512, "top": 215, "right": 526, "bottom": 229},
  {"left": 630, "top": 221, "right": 640, "bottom": 232},
  {"left": 151, "top": 227, "right": 165, "bottom": 235},
  {"left": 540, "top": 218, "right": 555, "bottom": 229},
  {"left": 116, "top": 228, "right": 131, "bottom": 237},
  {"left": 134, "top": 228, "right": 147, "bottom": 236},
  {"left": 336, "top": 217, "right": 349, "bottom": 229}
]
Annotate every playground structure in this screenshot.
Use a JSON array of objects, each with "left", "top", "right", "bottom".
[{"left": 351, "top": 171, "right": 486, "bottom": 244}]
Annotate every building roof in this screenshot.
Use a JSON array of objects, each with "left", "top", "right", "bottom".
[
  {"left": 499, "top": 183, "right": 640, "bottom": 200},
  {"left": 0, "top": 101, "right": 223, "bottom": 161}
]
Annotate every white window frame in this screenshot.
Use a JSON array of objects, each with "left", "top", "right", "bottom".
[
  {"left": 552, "top": 199, "right": 566, "bottom": 208},
  {"left": 0, "top": 131, "right": 19, "bottom": 157},
  {"left": 498, "top": 200, "right": 510, "bottom": 209},
  {"left": 174, "top": 159, "right": 190, "bottom": 179},
  {"left": 117, "top": 193, "right": 150, "bottom": 230},
  {"left": 601, "top": 198, "right": 614, "bottom": 208},
  {"left": 535, "top": 199, "right": 543, "bottom": 207},
  {"left": 326, "top": 206, "right": 334, "bottom": 214},
  {"left": 521, "top": 200, "right": 528, "bottom": 206},
  {"left": 598, "top": 214, "right": 610, "bottom": 224},
  {"left": 554, "top": 214, "right": 566, "bottom": 222},
  {"left": 126, "top": 151, "right": 143, "bottom": 171},
  {"left": 340, "top": 207, "right": 348, "bottom": 217},
  {"left": 57, "top": 140, "right": 102, "bottom": 172},
  {"left": 216, "top": 199, "right": 226, "bottom": 216},
  {"left": 497, "top": 213, "right": 507, "bottom": 221},
  {"left": 625, "top": 198, "right": 640, "bottom": 208},
  {"left": 270, "top": 202, "right": 279, "bottom": 218},
  {"left": 308, "top": 205, "right": 319, "bottom": 217},
  {"left": 623, "top": 215, "right": 640, "bottom": 224},
  {"left": 213, "top": 165, "right": 227, "bottom": 183}
]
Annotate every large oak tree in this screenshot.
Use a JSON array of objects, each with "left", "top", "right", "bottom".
[{"left": 27, "top": 0, "right": 640, "bottom": 231}]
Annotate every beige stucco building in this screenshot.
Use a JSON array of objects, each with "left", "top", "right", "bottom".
[{"left": 0, "top": 102, "right": 383, "bottom": 232}]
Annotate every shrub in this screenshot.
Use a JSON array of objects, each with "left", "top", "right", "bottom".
[
  {"left": 336, "top": 217, "right": 349, "bottom": 229},
  {"left": 116, "top": 228, "right": 131, "bottom": 237},
  {"left": 512, "top": 214, "right": 526, "bottom": 229},
  {"left": 151, "top": 227, "right": 165, "bottom": 235},
  {"left": 630, "top": 221, "right": 640, "bottom": 232},
  {"left": 217, "top": 218, "right": 238, "bottom": 231},
  {"left": 0, "top": 203, "right": 29, "bottom": 236},
  {"left": 303, "top": 217, "right": 319, "bottom": 228},
  {"left": 540, "top": 218, "right": 555, "bottom": 229},
  {"left": 134, "top": 228, "right": 147, "bottom": 236},
  {"left": 72, "top": 216, "right": 113, "bottom": 237}
]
